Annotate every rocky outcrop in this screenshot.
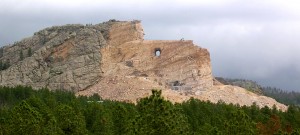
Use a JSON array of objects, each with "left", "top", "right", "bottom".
[
  {"left": 215, "top": 77, "right": 264, "bottom": 95},
  {"left": 0, "top": 20, "right": 287, "bottom": 111},
  {"left": 0, "top": 20, "right": 131, "bottom": 91},
  {"left": 195, "top": 85, "right": 286, "bottom": 110}
]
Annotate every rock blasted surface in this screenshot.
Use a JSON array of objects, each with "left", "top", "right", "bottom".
[{"left": 0, "top": 20, "right": 287, "bottom": 111}]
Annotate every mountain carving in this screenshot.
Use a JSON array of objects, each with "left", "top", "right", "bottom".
[{"left": 0, "top": 20, "right": 287, "bottom": 111}]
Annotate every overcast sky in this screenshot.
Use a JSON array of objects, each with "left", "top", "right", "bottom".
[{"left": 0, "top": 0, "right": 300, "bottom": 91}]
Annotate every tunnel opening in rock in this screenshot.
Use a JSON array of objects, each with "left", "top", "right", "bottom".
[{"left": 154, "top": 48, "right": 161, "bottom": 56}]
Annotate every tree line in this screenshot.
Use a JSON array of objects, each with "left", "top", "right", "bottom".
[
  {"left": 0, "top": 86, "right": 300, "bottom": 134},
  {"left": 262, "top": 86, "right": 300, "bottom": 106}
]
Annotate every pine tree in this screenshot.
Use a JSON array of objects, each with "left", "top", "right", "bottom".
[
  {"left": 0, "top": 61, "right": 3, "bottom": 70},
  {"left": 55, "top": 104, "right": 88, "bottom": 134},
  {"left": 128, "top": 90, "right": 190, "bottom": 135},
  {"left": 27, "top": 47, "right": 32, "bottom": 57},
  {"left": 9, "top": 100, "right": 44, "bottom": 135},
  {"left": 19, "top": 50, "right": 24, "bottom": 60},
  {"left": 1, "top": 60, "right": 10, "bottom": 70},
  {"left": 88, "top": 103, "right": 114, "bottom": 135},
  {"left": 224, "top": 109, "right": 257, "bottom": 135}
]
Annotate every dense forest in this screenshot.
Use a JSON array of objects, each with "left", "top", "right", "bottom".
[
  {"left": 262, "top": 87, "right": 300, "bottom": 106},
  {"left": 1, "top": 86, "right": 300, "bottom": 134}
]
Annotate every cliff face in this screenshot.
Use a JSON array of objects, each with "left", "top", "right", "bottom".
[
  {"left": 0, "top": 22, "right": 112, "bottom": 91},
  {"left": 0, "top": 20, "right": 287, "bottom": 111},
  {"left": 101, "top": 39, "right": 213, "bottom": 92},
  {"left": 0, "top": 20, "right": 212, "bottom": 93}
]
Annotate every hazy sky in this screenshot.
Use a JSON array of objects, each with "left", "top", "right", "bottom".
[{"left": 1, "top": 0, "right": 300, "bottom": 91}]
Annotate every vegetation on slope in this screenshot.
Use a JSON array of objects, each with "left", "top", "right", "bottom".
[
  {"left": 215, "top": 77, "right": 263, "bottom": 95},
  {"left": 0, "top": 86, "right": 300, "bottom": 134},
  {"left": 263, "top": 87, "right": 300, "bottom": 106},
  {"left": 216, "top": 77, "right": 300, "bottom": 106}
]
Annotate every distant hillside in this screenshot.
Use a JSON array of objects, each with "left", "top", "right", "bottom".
[
  {"left": 216, "top": 77, "right": 300, "bottom": 106},
  {"left": 262, "top": 87, "right": 300, "bottom": 106},
  {"left": 215, "top": 77, "right": 263, "bottom": 95}
]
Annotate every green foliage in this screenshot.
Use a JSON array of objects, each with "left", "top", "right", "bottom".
[
  {"left": 0, "top": 86, "right": 300, "bottom": 134},
  {"left": 263, "top": 87, "right": 300, "bottom": 106},
  {"left": 85, "top": 102, "right": 114, "bottom": 135},
  {"left": 26, "top": 96, "right": 63, "bottom": 134},
  {"left": 0, "top": 107, "right": 10, "bottom": 135},
  {"left": 27, "top": 47, "right": 32, "bottom": 57},
  {"left": 0, "top": 47, "right": 3, "bottom": 57},
  {"left": 223, "top": 109, "right": 257, "bottom": 134},
  {"left": 215, "top": 77, "right": 263, "bottom": 95},
  {"left": 128, "top": 90, "right": 189, "bottom": 135},
  {"left": 55, "top": 104, "right": 88, "bottom": 134},
  {"left": 0, "top": 60, "right": 10, "bottom": 70},
  {"left": 109, "top": 102, "right": 137, "bottom": 134},
  {"left": 0, "top": 86, "right": 33, "bottom": 108},
  {"left": 9, "top": 100, "right": 44, "bottom": 135},
  {"left": 181, "top": 98, "right": 258, "bottom": 134},
  {"left": 19, "top": 50, "right": 24, "bottom": 60}
]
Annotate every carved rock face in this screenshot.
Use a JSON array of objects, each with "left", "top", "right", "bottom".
[
  {"left": 94, "top": 20, "right": 214, "bottom": 95},
  {"left": 0, "top": 20, "right": 287, "bottom": 111},
  {"left": 100, "top": 40, "right": 213, "bottom": 91}
]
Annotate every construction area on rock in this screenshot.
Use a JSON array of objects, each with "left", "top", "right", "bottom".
[{"left": 0, "top": 20, "right": 287, "bottom": 111}]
